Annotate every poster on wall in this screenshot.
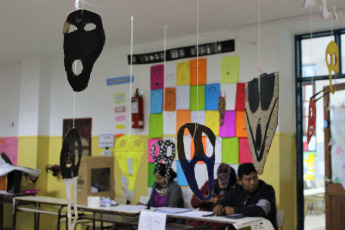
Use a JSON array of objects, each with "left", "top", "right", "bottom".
[{"left": 0, "top": 137, "right": 18, "bottom": 165}]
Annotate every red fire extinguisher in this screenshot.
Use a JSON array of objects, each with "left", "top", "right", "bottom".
[{"left": 131, "top": 88, "right": 144, "bottom": 129}]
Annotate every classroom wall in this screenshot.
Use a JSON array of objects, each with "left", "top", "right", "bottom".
[{"left": 0, "top": 22, "right": 297, "bottom": 229}]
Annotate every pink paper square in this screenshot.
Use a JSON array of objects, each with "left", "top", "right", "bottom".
[
  {"left": 148, "top": 138, "right": 163, "bottom": 163},
  {"left": 219, "top": 111, "right": 236, "bottom": 137},
  {"left": 151, "top": 65, "right": 164, "bottom": 89},
  {"left": 239, "top": 138, "right": 253, "bottom": 163}
]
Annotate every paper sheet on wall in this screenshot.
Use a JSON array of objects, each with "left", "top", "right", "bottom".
[
  {"left": 138, "top": 210, "right": 166, "bottom": 230},
  {"left": 176, "top": 160, "right": 189, "bottom": 186},
  {"left": 220, "top": 84, "right": 237, "bottom": 110},
  {"left": 114, "top": 135, "right": 144, "bottom": 192},
  {"left": 149, "top": 113, "right": 163, "bottom": 138},
  {"left": 190, "top": 85, "right": 205, "bottom": 111},
  {"left": 114, "top": 93, "right": 126, "bottom": 104},
  {"left": 150, "top": 89, "right": 163, "bottom": 114},
  {"left": 148, "top": 139, "right": 163, "bottom": 163},
  {"left": 222, "top": 137, "right": 239, "bottom": 164},
  {"left": 176, "top": 110, "right": 191, "bottom": 135},
  {"left": 221, "top": 56, "right": 239, "bottom": 83},
  {"left": 190, "top": 58, "right": 207, "bottom": 85},
  {"left": 148, "top": 163, "right": 156, "bottom": 187},
  {"left": 151, "top": 64, "right": 164, "bottom": 89},
  {"left": 176, "top": 85, "right": 190, "bottom": 110},
  {"left": 0, "top": 137, "right": 18, "bottom": 165},
  {"left": 235, "top": 111, "right": 247, "bottom": 137},
  {"left": 163, "top": 111, "right": 177, "bottom": 135},
  {"left": 331, "top": 143, "right": 345, "bottom": 189},
  {"left": 205, "top": 83, "right": 220, "bottom": 111},
  {"left": 183, "top": 136, "right": 192, "bottom": 160},
  {"left": 164, "top": 88, "right": 176, "bottom": 111},
  {"left": 239, "top": 138, "right": 253, "bottom": 164},
  {"left": 235, "top": 83, "right": 246, "bottom": 111},
  {"left": 205, "top": 111, "right": 220, "bottom": 136},
  {"left": 176, "top": 61, "right": 191, "bottom": 85},
  {"left": 165, "top": 63, "right": 176, "bottom": 87},
  {"left": 194, "top": 164, "right": 208, "bottom": 188},
  {"left": 191, "top": 136, "right": 206, "bottom": 164},
  {"left": 191, "top": 111, "right": 205, "bottom": 126},
  {"left": 219, "top": 111, "right": 236, "bottom": 137},
  {"left": 207, "top": 137, "right": 222, "bottom": 163}
]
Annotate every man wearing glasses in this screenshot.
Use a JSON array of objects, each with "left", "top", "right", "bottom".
[{"left": 213, "top": 163, "right": 278, "bottom": 229}]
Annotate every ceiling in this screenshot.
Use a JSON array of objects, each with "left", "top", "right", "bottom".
[{"left": 1, "top": 0, "right": 345, "bottom": 67}]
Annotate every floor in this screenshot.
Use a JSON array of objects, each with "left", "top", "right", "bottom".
[{"left": 305, "top": 213, "right": 325, "bottom": 230}]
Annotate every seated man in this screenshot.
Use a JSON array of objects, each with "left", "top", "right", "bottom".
[{"left": 213, "top": 163, "right": 278, "bottom": 229}]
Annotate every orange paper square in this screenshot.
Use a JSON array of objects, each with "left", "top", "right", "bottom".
[
  {"left": 190, "top": 59, "right": 207, "bottom": 85},
  {"left": 164, "top": 88, "right": 176, "bottom": 111},
  {"left": 191, "top": 136, "right": 207, "bottom": 164},
  {"left": 176, "top": 110, "right": 191, "bottom": 135},
  {"left": 235, "top": 111, "right": 247, "bottom": 137}
]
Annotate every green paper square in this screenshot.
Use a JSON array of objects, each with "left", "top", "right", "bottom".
[
  {"left": 149, "top": 113, "right": 163, "bottom": 138},
  {"left": 222, "top": 137, "right": 239, "bottom": 164},
  {"left": 190, "top": 85, "right": 205, "bottom": 111},
  {"left": 148, "top": 163, "right": 156, "bottom": 187},
  {"left": 221, "top": 56, "right": 239, "bottom": 83}
]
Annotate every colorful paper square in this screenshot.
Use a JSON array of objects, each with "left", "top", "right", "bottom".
[
  {"left": 149, "top": 113, "right": 163, "bottom": 138},
  {"left": 222, "top": 137, "right": 239, "bottom": 164},
  {"left": 205, "top": 83, "right": 220, "bottom": 111},
  {"left": 190, "top": 85, "right": 205, "bottom": 111},
  {"left": 219, "top": 111, "right": 236, "bottom": 137}
]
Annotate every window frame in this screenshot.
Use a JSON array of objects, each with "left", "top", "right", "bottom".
[{"left": 295, "top": 28, "right": 345, "bottom": 230}]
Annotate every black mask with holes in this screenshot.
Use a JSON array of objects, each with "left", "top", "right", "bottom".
[
  {"left": 63, "top": 10, "right": 106, "bottom": 92},
  {"left": 60, "top": 128, "right": 82, "bottom": 179}
]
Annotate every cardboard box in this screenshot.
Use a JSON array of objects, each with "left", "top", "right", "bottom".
[
  {"left": 77, "top": 156, "right": 115, "bottom": 205},
  {"left": 0, "top": 176, "right": 7, "bottom": 190}
]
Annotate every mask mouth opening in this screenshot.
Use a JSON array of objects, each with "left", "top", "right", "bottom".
[{"left": 72, "top": 59, "right": 83, "bottom": 75}]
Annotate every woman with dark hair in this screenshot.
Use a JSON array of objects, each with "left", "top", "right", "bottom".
[
  {"left": 147, "top": 163, "right": 184, "bottom": 208},
  {"left": 189, "top": 163, "right": 237, "bottom": 229}
]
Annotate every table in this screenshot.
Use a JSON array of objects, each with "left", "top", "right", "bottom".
[
  {"left": 0, "top": 190, "right": 37, "bottom": 230},
  {"left": 13, "top": 196, "right": 274, "bottom": 230}
]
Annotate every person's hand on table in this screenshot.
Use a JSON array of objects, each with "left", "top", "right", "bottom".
[
  {"left": 224, "top": 206, "right": 235, "bottom": 215},
  {"left": 213, "top": 204, "right": 224, "bottom": 216},
  {"left": 210, "top": 197, "right": 219, "bottom": 204}
]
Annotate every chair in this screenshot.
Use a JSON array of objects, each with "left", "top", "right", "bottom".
[{"left": 277, "top": 210, "right": 284, "bottom": 230}]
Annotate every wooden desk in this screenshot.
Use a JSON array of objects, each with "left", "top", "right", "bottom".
[
  {"left": 13, "top": 196, "right": 273, "bottom": 230},
  {"left": 0, "top": 190, "right": 37, "bottom": 230},
  {"left": 13, "top": 196, "right": 69, "bottom": 230}
]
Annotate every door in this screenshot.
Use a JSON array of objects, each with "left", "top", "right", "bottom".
[{"left": 323, "top": 82, "right": 345, "bottom": 230}]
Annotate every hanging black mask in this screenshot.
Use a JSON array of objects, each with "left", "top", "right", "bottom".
[
  {"left": 63, "top": 9, "right": 106, "bottom": 92},
  {"left": 60, "top": 128, "right": 82, "bottom": 179}
]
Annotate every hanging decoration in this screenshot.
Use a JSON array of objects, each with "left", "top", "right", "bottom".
[
  {"left": 307, "top": 98, "right": 316, "bottom": 144},
  {"left": 63, "top": 9, "right": 106, "bottom": 92},
  {"left": 59, "top": 128, "right": 82, "bottom": 230},
  {"left": 245, "top": 72, "right": 279, "bottom": 174},
  {"left": 150, "top": 140, "right": 175, "bottom": 193},
  {"left": 114, "top": 135, "right": 144, "bottom": 191},
  {"left": 325, "top": 41, "right": 339, "bottom": 94},
  {"left": 177, "top": 123, "right": 215, "bottom": 201},
  {"left": 218, "top": 93, "right": 226, "bottom": 126}
]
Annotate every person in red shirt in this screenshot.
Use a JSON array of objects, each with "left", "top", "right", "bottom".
[{"left": 189, "top": 163, "right": 237, "bottom": 229}]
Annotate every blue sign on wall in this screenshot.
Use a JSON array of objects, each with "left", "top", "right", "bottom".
[{"left": 107, "top": 76, "right": 134, "bottom": 86}]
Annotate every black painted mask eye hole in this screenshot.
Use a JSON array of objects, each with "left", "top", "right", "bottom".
[
  {"left": 65, "top": 153, "right": 72, "bottom": 168},
  {"left": 84, "top": 23, "right": 96, "bottom": 31},
  {"left": 72, "top": 60, "right": 83, "bottom": 75}
]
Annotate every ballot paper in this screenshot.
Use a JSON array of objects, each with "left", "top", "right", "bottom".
[{"left": 138, "top": 210, "right": 166, "bottom": 230}]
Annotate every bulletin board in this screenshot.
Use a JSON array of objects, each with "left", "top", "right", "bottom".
[{"left": 147, "top": 56, "right": 254, "bottom": 188}]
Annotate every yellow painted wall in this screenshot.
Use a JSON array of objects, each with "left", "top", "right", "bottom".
[
  {"left": 8, "top": 133, "right": 296, "bottom": 229},
  {"left": 261, "top": 133, "right": 297, "bottom": 230}
]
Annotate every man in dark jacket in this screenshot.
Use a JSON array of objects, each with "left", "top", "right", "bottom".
[{"left": 213, "top": 163, "right": 278, "bottom": 229}]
